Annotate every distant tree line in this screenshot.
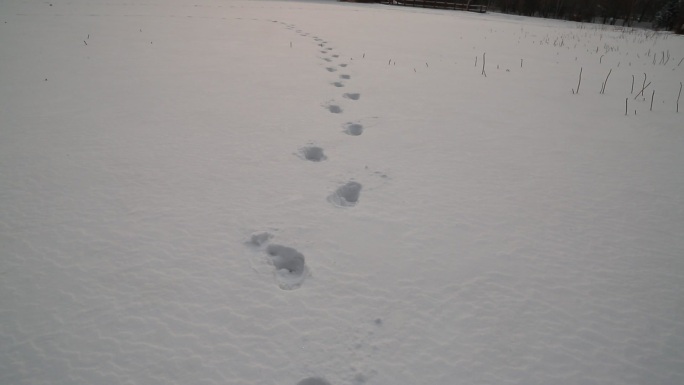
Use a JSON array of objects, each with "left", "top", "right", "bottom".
[{"left": 487, "top": 0, "right": 683, "bottom": 32}]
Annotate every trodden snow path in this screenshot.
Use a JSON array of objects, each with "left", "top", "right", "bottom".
[{"left": 1, "top": 1, "right": 684, "bottom": 385}]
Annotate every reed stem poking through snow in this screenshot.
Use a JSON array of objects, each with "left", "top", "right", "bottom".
[
  {"left": 573, "top": 67, "right": 582, "bottom": 94},
  {"left": 650, "top": 90, "right": 655, "bottom": 111},
  {"left": 481, "top": 53, "right": 486, "bottom": 77},
  {"left": 600, "top": 69, "right": 612, "bottom": 94},
  {"left": 625, "top": 98, "right": 628, "bottom": 116}
]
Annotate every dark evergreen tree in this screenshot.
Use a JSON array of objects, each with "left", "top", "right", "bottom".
[{"left": 654, "top": 0, "right": 680, "bottom": 30}]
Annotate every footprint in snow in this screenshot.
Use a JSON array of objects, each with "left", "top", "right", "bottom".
[
  {"left": 340, "top": 74, "right": 351, "bottom": 80},
  {"left": 331, "top": 82, "right": 345, "bottom": 87},
  {"left": 266, "top": 244, "right": 308, "bottom": 290},
  {"left": 343, "top": 93, "right": 360, "bottom": 101},
  {"left": 328, "top": 181, "right": 362, "bottom": 207},
  {"left": 326, "top": 67, "right": 337, "bottom": 72},
  {"left": 246, "top": 232, "right": 273, "bottom": 247},
  {"left": 298, "top": 146, "right": 327, "bottom": 162},
  {"left": 327, "top": 105, "right": 343, "bottom": 113},
  {"left": 343, "top": 122, "right": 363, "bottom": 136},
  {"left": 297, "top": 378, "right": 331, "bottom": 385}
]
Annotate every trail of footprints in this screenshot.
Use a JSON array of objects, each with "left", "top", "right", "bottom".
[
  {"left": 247, "top": 21, "right": 375, "bottom": 293},
  {"left": 289, "top": 23, "right": 368, "bottom": 211},
  {"left": 244, "top": 19, "right": 383, "bottom": 385}
]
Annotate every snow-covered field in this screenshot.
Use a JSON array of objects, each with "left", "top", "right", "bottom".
[{"left": 2, "top": 1, "right": 684, "bottom": 384}]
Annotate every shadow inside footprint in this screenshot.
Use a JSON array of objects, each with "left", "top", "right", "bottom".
[
  {"left": 340, "top": 74, "right": 351, "bottom": 79},
  {"left": 297, "top": 378, "right": 331, "bottom": 385},
  {"left": 343, "top": 93, "right": 360, "bottom": 100},
  {"left": 328, "top": 181, "right": 362, "bottom": 207},
  {"left": 266, "top": 244, "right": 308, "bottom": 290},
  {"left": 327, "top": 105, "right": 342, "bottom": 113},
  {"left": 343, "top": 122, "right": 363, "bottom": 136},
  {"left": 247, "top": 232, "right": 273, "bottom": 247},
  {"left": 299, "top": 146, "right": 326, "bottom": 162},
  {"left": 332, "top": 82, "right": 345, "bottom": 87},
  {"left": 326, "top": 67, "right": 337, "bottom": 72}
]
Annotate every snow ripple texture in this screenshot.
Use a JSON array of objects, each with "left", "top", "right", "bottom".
[{"left": 1, "top": 1, "right": 684, "bottom": 385}]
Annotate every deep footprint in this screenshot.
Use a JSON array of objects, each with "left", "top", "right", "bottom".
[
  {"left": 343, "top": 122, "right": 364, "bottom": 136},
  {"left": 247, "top": 232, "right": 273, "bottom": 247},
  {"left": 343, "top": 93, "right": 361, "bottom": 100},
  {"left": 328, "top": 181, "right": 362, "bottom": 207},
  {"left": 297, "top": 378, "right": 331, "bottom": 385},
  {"left": 327, "top": 105, "right": 343, "bottom": 113},
  {"left": 299, "top": 146, "right": 327, "bottom": 162},
  {"left": 266, "top": 244, "right": 308, "bottom": 290},
  {"left": 331, "top": 82, "right": 345, "bottom": 87},
  {"left": 340, "top": 74, "right": 351, "bottom": 79},
  {"left": 326, "top": 67, "right": 337, "bottom": 72}
]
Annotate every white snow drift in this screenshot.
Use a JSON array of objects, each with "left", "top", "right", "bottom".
[{"left": 1, "top": 1, "right": 683, "bottom": 385}]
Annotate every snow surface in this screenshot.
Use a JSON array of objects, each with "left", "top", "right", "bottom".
[{"left": 2, "top": 1, "right": 684, "bottom": 384}]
